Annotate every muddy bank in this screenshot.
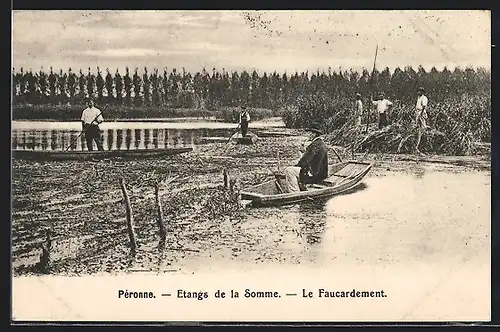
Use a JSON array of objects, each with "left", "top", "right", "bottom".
[{"left": 11, "top": 133, "right": 490, "bottom": 276}]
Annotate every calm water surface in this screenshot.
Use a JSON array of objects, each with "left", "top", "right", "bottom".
[
  {"left": 182, "top": 169, "right": 490, "bottom": 271},
  {"left": 11, "top": 120, "right": 283, "bottom": 151}
]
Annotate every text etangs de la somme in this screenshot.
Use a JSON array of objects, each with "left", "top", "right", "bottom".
[{"left": 118, "top": 288, "right": 387, "bottom": 300}]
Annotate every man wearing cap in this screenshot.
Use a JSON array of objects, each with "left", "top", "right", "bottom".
[
  {"left": 371, "top": 92, "right": 393, "bottom": 129},
  {"left": 355, "top": 93, "right": 363, "bottom": 126},
  {"left": 81, "top": 99, "right": 104, "bottom": 151},
  {"left": 239, "top": 105, "right": 251, "bottom": 137},
  {"left": 415, "top": 87, "right": 429, "bottom": 154},
  {"left": 283, "top": 123, "right": 328, "bottom": 193}
]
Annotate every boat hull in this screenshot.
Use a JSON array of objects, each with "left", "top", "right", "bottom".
[
  {"left": 241, "top": 161, "right": 372, "bottom": 207},
  {"left": 12, "top": 147, "right": 193, "bottom": 161},
  {"left": 230, "top": 132, "right": 258, "bottom": 145}
]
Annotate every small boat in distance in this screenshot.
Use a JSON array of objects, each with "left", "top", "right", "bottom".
[
  {"left": 241, "top": 160, "right": 372, "bottom": 207},
  {"left": 229, "top": 132, "right": 259, "bottom": 145},
  {"left": 12, "top": 147, "right": 193, "bottom": 161}
]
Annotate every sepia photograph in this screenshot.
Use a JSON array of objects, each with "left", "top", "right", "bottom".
[{"left": 11, "top": 10, "right": 491, "bottom": 322}]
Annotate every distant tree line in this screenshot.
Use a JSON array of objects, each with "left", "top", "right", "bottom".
[{"left": 11, "top": 65, "right": 490, "bottom": 110}]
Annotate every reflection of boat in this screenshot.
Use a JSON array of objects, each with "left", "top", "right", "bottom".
[
  {"left": 241, "top": 160, "right": 372, "bottom": 207},
  {"left": 229, "top": 132, "right": 259, "bottom": 145},
  {"left": 12, "top": 147, "right": 193, "bottom": 161}
]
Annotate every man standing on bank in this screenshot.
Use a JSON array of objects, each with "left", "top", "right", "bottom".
[
  {"left": 239, "top": 104, "right": 251, "bottom": 137},
  {"left": 283, "top": 123, "right": 328, "bottom": 193},
  {"left": 415, "top": 87, "right": 429, "bottom": 154},
  {"left": 355, "top": 92, "right": 363, "bottom": 127},
  {"left": 371, "top": 92, "right": 393, "bottom": 129},
  {"left": 81, "top": 98, "right": 104, "bottom": 151}
]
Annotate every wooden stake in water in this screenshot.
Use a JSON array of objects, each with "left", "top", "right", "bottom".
[
  {"left": 119, "top": 178, "right": 137, "bottom": 253},
  {"left": 154, "top": 183, "right": 167, "bottom": 242},
  {"left": 36, "top": 228, "right": 52, "bottom": 273},
  {"left": 223, "top": 169, "right": 229, "bottom": 189}
]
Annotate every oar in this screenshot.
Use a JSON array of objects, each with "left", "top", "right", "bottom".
[
  {"left": 332, "top": 147, "right": 343, "bottom": 163},
  {"left": 365, "top": 44, "right": 379, "bottom": 134},
  {"left": 65, "top": 104, "right": 107, "bottom": 151},
  {"left": 275, "top": 151, "right": 285, "bottom": 193},
  {"left": 225, "top": 123, "right": 241, "bottom": 144}
]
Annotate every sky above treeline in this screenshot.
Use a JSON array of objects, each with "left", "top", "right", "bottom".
[{"left": 12, "top": 10, "right": 491, "bottom": 74}]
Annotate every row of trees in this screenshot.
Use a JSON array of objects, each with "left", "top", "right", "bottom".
[{"left": 12, "top": 65, "right": 490, "bottom": 110}]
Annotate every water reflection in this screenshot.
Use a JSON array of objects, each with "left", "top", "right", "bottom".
[
  {"left": 11, "top": 127, "right": 231, "bottom": 151},
  {"left": 243, "top": 170, "right": 489, "bottom": 267},
  {"left": 320, "top": 171, "right": 491, "bottom": 264},
  {"left": 290, "top": 183, "right": 369, "bottom": 246},
  {"left": 297, "top": 203, "right": 327, "bottom": 245}
]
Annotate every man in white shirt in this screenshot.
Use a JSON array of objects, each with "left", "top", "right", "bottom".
[
  {"left": 355, "top": 93, "right": 363, "bottom": 126},
  {"left": 371, "top": 92, "right": 393, "bottom": 129},
  {"left": 415, "top": 87, "right": 429, "bottom": 154},
  {"left": 81, "top": 99, "right": 104, "bottom": 151}
]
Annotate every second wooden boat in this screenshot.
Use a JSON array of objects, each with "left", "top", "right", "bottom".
[
  {"left": 241, "top": 160, "right": 372, "bottom": 207},
  {"left": 229, "top": 132, "right": 259, "bottom": 145},
  {"left": 12, "top": 147, "right": 193, "bottom": 161}
]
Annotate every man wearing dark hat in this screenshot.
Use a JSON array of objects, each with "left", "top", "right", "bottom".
[
  {"left": 415, "top": 87, "right": 429, "bottom": 154},
  {"left": 355, "top": 92, "right": 363, "bottom": 126},
  {"left": 371, "top": 92, "right": 393, "bottom": 129},
  {"left": 80, "top": 98, "right": 104, "bottom": 151},
  {"left": 283, "top": 123, "right": 328, "bottom": 193}
]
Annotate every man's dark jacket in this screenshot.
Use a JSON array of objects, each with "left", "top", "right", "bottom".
[{"left": 296, "top": 137, "right": 328, "bottom": 184}]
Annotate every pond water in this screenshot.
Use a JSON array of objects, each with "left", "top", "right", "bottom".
[
  {"left": 182, "top": 168, "right": 491, "bottom": 271},
  {"left": 268, "top": 170, "right": 488, "bottom": 265},
  {"left": 11, "top": 165, "right": 491, "bottom": 321},
  {"left": 11, "top": 120, "right": 283, "bottom": 151}
]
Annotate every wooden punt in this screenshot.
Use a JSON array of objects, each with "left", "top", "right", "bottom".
[
  {"left": 229, "top": 132, "right": 259, "bottom": 145},
  {"left": 241, "top": 160, "right": 372, "bottom": 207},
  {"left": 12, "top": 147, "right": 193, "bottom": 161}
]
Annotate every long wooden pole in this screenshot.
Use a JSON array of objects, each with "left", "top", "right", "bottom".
[
  {"left": 120, "top": 178, "right": 137, "bottom": 253},
  {"left": 332, "top": 147, "right": 343, "bottom": 163},
  {"left": 365, "top": 45, "right": 379, "bottom": 133},
  {"left": 226, "top": 123, "right": 241, "bottom": 144}
]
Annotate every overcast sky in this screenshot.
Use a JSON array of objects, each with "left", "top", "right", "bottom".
[{"left": 12, "top": 10, "right": 491, "bottom": 74}]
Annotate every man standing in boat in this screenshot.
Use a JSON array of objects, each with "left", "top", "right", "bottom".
[
  {"left": 81, "top": 98, "right": 104, "bottom": 151},
  {"left": 239, "top": 104, "right": 251, "bottom": 137},
  {"left": 283, "top": 123, "right": 328, "bottom": 193}
]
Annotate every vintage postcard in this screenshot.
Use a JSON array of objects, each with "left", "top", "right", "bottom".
[{"left": 11, "top": 10, "right": 491, "bottom": 323}]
